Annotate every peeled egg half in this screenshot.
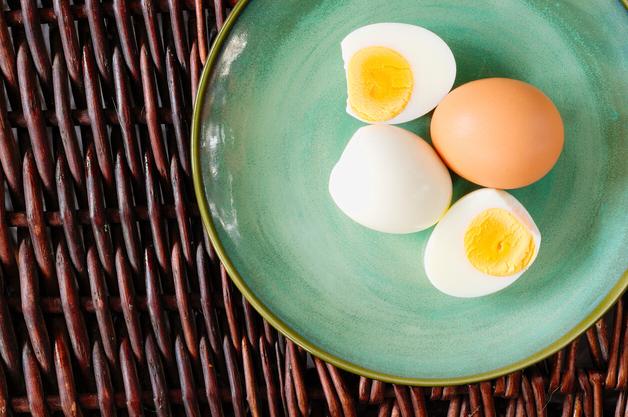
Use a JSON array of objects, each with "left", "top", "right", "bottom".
[
  {"left": 341, "top": 23, "right": 456, "bottom": 124},
  {"left": 329, "top": 125, "right": 452, "bottom": 234},
  {"left": 424, "top": 189, "right": 541, "bottom": 297}
]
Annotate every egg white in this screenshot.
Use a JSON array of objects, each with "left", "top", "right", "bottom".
[
  {"left": 329, "top": 125, "right": 452, "bottom": 234},
  {"left": 424, "top": 188, "right": 541, "bottom": 298},
  {"left": 341, "top": 23, "right": 456, "bottom": 124}
]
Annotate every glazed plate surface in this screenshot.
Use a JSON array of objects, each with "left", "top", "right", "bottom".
[{"left": 193, "top": 0, "right": 628, "bottom": 384}]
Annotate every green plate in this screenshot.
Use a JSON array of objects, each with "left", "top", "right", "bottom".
[{"left": 193, "top": 0, "right": 628, "bottom": 385}]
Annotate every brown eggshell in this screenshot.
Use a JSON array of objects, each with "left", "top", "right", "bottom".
[{"left": 431, "top": 78, "right": 564, "bottom": 189}]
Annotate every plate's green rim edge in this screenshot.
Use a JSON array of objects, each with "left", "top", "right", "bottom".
[{"left": 191, "top": 0, "right": 628, "bottom": 386}]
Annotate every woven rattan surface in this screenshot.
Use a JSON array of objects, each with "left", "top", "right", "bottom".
[{"left": 0, "top": 0, "right": 625, "bottom": 415}]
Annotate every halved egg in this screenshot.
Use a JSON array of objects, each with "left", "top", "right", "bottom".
[
  {"left": 424, "top": 189, "right": 541, "bottom": 297},
  {"left": 329, "top": 125, "right": 452, "bottom": 234},
  {"left": 341, "top": 23, "right": 456, "bottom": 124}
]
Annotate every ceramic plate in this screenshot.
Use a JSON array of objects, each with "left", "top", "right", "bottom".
[{"left": 193, "top": 0, "right": 628, "bottom": 384}]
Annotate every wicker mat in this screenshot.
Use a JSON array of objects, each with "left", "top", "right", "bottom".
[{"left": 0, "top": 0, "right": 625, "bottom": 415}]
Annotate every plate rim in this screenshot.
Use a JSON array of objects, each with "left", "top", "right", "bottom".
[{"left": 191, "top": 0, "right": 628, "bottom": 386}]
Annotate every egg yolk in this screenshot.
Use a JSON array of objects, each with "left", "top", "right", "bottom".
[
  {"left": 464, "top": 208, "right": 535, "bottom": 277},
  {"left": 347, "top": 46, "right": 414, "bottom": 122}
]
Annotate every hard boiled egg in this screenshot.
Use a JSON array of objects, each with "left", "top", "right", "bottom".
[
  {"left": 341, "top": 23, "right": 456, "bottom": 124},
  {"left": 431, "top": 78, "right": 564, "bottom": 189},
  {"left": 424, "top": 188, "right": 541, "bottom": 297},
  {"left": 329, "top": 125, "right": 452, "bottom": 234}
]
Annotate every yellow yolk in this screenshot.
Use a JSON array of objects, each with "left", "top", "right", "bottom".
[
  {"left": 464, "top": 208, "right": 535, "bottom": 277},
  {"left": 347, "top": 46, "right": 414, "bottom": 122}
]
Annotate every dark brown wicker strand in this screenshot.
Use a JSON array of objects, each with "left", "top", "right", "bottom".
[{"left": 0, "top": 1, "right": 625, "bottom": 416}]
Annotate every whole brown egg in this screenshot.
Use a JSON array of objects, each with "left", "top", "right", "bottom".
[{"left": 431, "top": 78, "right": 564, "bottom": 189}]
